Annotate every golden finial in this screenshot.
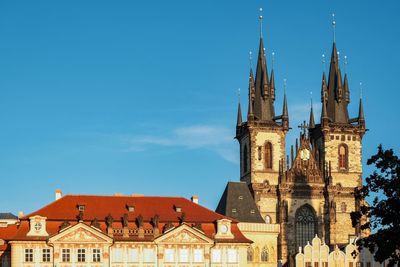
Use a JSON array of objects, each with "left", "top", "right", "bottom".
[
  {"left": 249, "top": 51, "right": 253, "bottom": 69},
  {"left": 322, "top": 54, "right": 326, "bottom": 72},
  {"left": 272, "top": 51, "right": 275, "bottom": 70},
  {"left": 359, "top": 82, "right": 363, "bottom": 99},
  {"left": 283, "top": 78, "right": 287, "bottom": 94},
  {"left": 238, "top": 88, "right": 241, "bottom": 103},
  {"left": 332, "top": 13, "right": 336, "bottom": 43},
  {"left": 344, "top": 55, "right": 348, "bottom": 74},
  {"left": 259, "top": 8, "right": 263, "bottom": 38}
]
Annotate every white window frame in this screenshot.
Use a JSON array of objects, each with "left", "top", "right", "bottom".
[
  {"left": 211, "top": 249, "right": 221, "bottom": 263},
  {"left": 112, "top": 248, "right": 123, "bottom": 262},
  {"left": 143, "top": 248, "right": 154, "bottom": 263},
  {"left": 227, "top": 248, "right": 237, "bottom": 263},
  {"left": 42, "top": 248, "right": 51, "bottom": 262},
  {"left": 77, "top": 248, "right": 86, "bottom": 262},
  {"left": 179, "top": 248, "right": 189, "bottom": 263},
  {"left": 164, "top": 248, "right": 175, "bottom": 262},
  {"left": 128, "top": 248, "right": 139, "bottom": 262},
  {"left": 93, "top": 248, "right": 101, "bottom": 262},
  {"left": 62, "top": 248, "right": 70, "bottom": 262},
  {"left": 193, "top": 249, "right": 203, "bottom": 263},
  {"left": 24, "top": 249, "right": 33, "bottom": 262}
]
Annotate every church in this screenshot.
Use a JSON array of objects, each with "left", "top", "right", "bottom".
[
  {"left": 0, "top": 10, "right": 372, "bottom": 267},
  {"left": 216, "top": 13, "right": 366, "bottom": 267}
]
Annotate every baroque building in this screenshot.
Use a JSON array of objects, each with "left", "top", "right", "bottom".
[
  {"left": 0, "top": 192, "right": 252, "bottom": 267},
  {"left": 217, "top": 15, "right": 366, "bottom": 267}
]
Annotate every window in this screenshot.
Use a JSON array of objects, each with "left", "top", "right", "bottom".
[
  {"left": 77, "top": 249, "right": 86, "bottom": 262},
  {"left": 113, "top": 248, "right": 123, "bottom": 262},
  {"left": 349, "top": 263, "right": 354, "bottom": 267},
  {"left": 25, "top": 249, "right": 33, "bottom": 262},
  {"left": 306, "top": 262, "right": 312, "bottom": 267},
  {"left": 247, "top": 247, "right": 254, "bottom": 262},
  {"left": 42, "top": 248, "right": 51, "bottom": 262},
  {"left": 322, "top": 262, "right": 328, "bottom": 267},
  {"left": 341, "top": 202, "right": 347, "bottom": 212},
  {"left": 314, "top": 263, "right": 319, "bottom": 267},
  {"left": 339, "top": 144, "right": 348, "bottom": 170},
  {"left": 143, "top": 248, "right": 154, "bottom": 262},
  {"left": 265, "top": 142, "right": 273, "bottom": 169},
  {"left": 366, "top": 263, "right": 371, "bottom": 267},
  {"left": 356, "top": 263, "right": 364, "bottom": 267},
  {"left": 194, "top": 249, "right": 203, "bottom": 263},
  {"left": 227, "top": 249, "right": 237, "bottom": 263},
  {"left": 179, "top": 249, "right": 189, "bottom": 262},
  {"left": 243, "top": 145, "right": 248, "bottom": 173},
  {"left": 258, "top": 146, "right": 262, "bottom": 160},
  {"left": 211, "top": 249, "right": 221, "bottom": 263},
  {"left": 165, "top": 248, "right": 175, "bottom": 262},
  {"left": 265, "top": 215, "right": 272, "bottom": 224},
  {"left": 62, "top": 249, "right": 70, "bottom": 262},
  {"left": 128, "top": 248, "right": 139, "bottom": 262},
  {"left": 93, "top": 249, "right": 101, "bottom": 262},
  {"left": 261, "top": 246, "right": 268, "bottom": 262},
  {"left": 295, "top": 205, "right": 317, "bottom": 249}
]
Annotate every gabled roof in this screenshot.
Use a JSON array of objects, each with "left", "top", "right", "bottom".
[
  {"left": 26, "top": 195, "right": 226, "bottom": 223},
  {"left": 0, "top": 213, "right": 17, "bottom": 220},
  {"left": 215, "top": 182, "right": 265, "bottom": 223},
  {"left": 6, "top": 195, "right": 251, "bottom": 244}
]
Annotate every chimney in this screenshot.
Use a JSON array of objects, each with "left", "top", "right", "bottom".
[
  {"left": 18, "top": 211, "right": 24, "bottom": 218},
  {"left": 55, "top": 189, "right": 62, "bottom": 200},
  {"left": 191, "top": 196, "right": 199, "bottom": 204}
]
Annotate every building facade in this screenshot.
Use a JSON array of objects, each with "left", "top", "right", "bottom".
[
  {"left": 0, "top": 193, "right": 252, "bottom": 267},
  {"left": 217, "top": 15, "right": 366, "bottom": 267}
]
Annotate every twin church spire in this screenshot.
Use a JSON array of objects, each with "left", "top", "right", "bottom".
[{"left": 237, "top": 12, "right": 288, "bottom": 131}]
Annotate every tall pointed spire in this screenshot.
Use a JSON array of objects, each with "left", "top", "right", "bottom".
[
  {"left": 358, "top": 82, "right": 365, "bottom": 128},
  {"left": 321, "top": 94, "right": 329, "bottom": 127},
  {"left": 270, "top": 52, "right": 276, "bottom": 101},
  {"left": 248, "top": 52, "right": 255, "bottom": 120},
  {"left": 282, "top": 79, "right": 289, "bottom": 130},
  {"left": 237, "top": 89, "right": 243, "bottom": 127},
  {"left": 253, "top": 7, "right": 274, "bottom": 122},
  {"left": 309, "top": 95, "right": 315, "bottom": 129},
  {"left": 325, "top": 14, "right": 349, "bottom": 124}
]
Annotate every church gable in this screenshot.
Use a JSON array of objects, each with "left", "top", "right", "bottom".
[
  {"left": 49, "top": 223, "right": 112, "bottom": 244},
  {"left": 155, "top": 224, "right": 213, "bottom": 245}
]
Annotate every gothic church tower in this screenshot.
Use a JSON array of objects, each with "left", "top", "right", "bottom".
[{"left": 233, "top": 15, "right": 366, "bottom": 267}]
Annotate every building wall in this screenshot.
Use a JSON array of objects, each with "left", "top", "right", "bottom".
[{"left": 238, "top": 222, "right": 280, "bottom": 267}]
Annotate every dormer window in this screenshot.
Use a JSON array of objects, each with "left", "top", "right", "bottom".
[
  {"left": 238, "top": 196, "right": 243, "bottom": 200},
  {"left": 77, "top": 204, "right": 85, "bottom": 212},
  {"left": 127, "top": 205, "right": 135, "bottom": 212},
  {"left": 175, "top": 206, "right": 182, "bottom": 213},
  {"left": 232, "top": 209, "right": 237, "bottom": 213},
  {"left": 250, "top": 209, "right": 255, "bottom": 214}
]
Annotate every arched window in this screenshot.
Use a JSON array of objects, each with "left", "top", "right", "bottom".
[
  {"left": 247, "top": 247, "right": 254, "bottom": 262},
  {"left": 243, "top": 145, "right": 248, "bottom": 173},
  {"left": 265, "top": 215, "right": 272, "bottom": 224},
  {"left": 341, "top": 202, "right": 347, "bottom": 213},
  {"left": 338, "top": 144, "right": 348, "bottom": 170},
  {"left": 265, "top": 142, "right": 273, "bottom": 169},
  {"left": 261, "top": 246, "right": 269, "bottom": 262},
  {"left": 254, "top": 247, "right": 260, "bottom": 262},
  {"left": 295, "top": 205, "right": 317, "bottom": 249}
]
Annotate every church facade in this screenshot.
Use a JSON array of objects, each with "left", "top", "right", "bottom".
[{"left": 217, "top": 16, "right": 366, "bottom": 267}]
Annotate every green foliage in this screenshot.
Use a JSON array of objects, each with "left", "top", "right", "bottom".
[{"left": 351, "top": 145, "right": 400, "bottom": 266}]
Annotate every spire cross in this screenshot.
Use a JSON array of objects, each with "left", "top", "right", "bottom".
[
  {"left": 310, "top": 91, "right": 313, "bottom": 107},
  {"left": 298, "top": 120, "right": 308, "bottom": 133},
  {"left": 332, "top": 13, "right": 336, "bottom": 43},
  {"left": 238, "top": 88, "right": 241, "bottom": 103},
  {"left": 359, "top": 82, "right": 363, "bottom": 99}
]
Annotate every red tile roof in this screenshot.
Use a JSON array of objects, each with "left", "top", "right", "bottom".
[{"left": 6, "top": 195, "right": 251, "bottom": 244}]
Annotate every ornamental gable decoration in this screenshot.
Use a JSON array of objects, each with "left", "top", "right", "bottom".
[
  {"left": 155, "top": 224, "right": 213, "bottom": 245},
  {"left": 48, "top": 223, "right": 113, "bottom": 244}
]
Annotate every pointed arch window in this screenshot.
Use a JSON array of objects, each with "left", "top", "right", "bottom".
[
  {"left": 295, "top": 205, "right": 317, "bottom": 249},
  {"left": 243, "top": 145, "right": 248, "bottom": 173},
  {"left": 338, "top": 144, "right": 348, "bottom": 170},
  {"left": 247, "top": 247, "right": 254, "bottom": 262},
  {"left": 261, "top": 246, "right": 269, "bottom": 262},
  {"left": 265, "top": 142, "right": 273, "bottom": 169}
]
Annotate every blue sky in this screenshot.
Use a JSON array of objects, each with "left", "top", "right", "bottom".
[{"left": 0, "top": 1, "right": 399, "bottom": 214}]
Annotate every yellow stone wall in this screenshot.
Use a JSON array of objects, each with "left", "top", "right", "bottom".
[{"left": 238, "top": 223, "right": 280, "bottom": 267}]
